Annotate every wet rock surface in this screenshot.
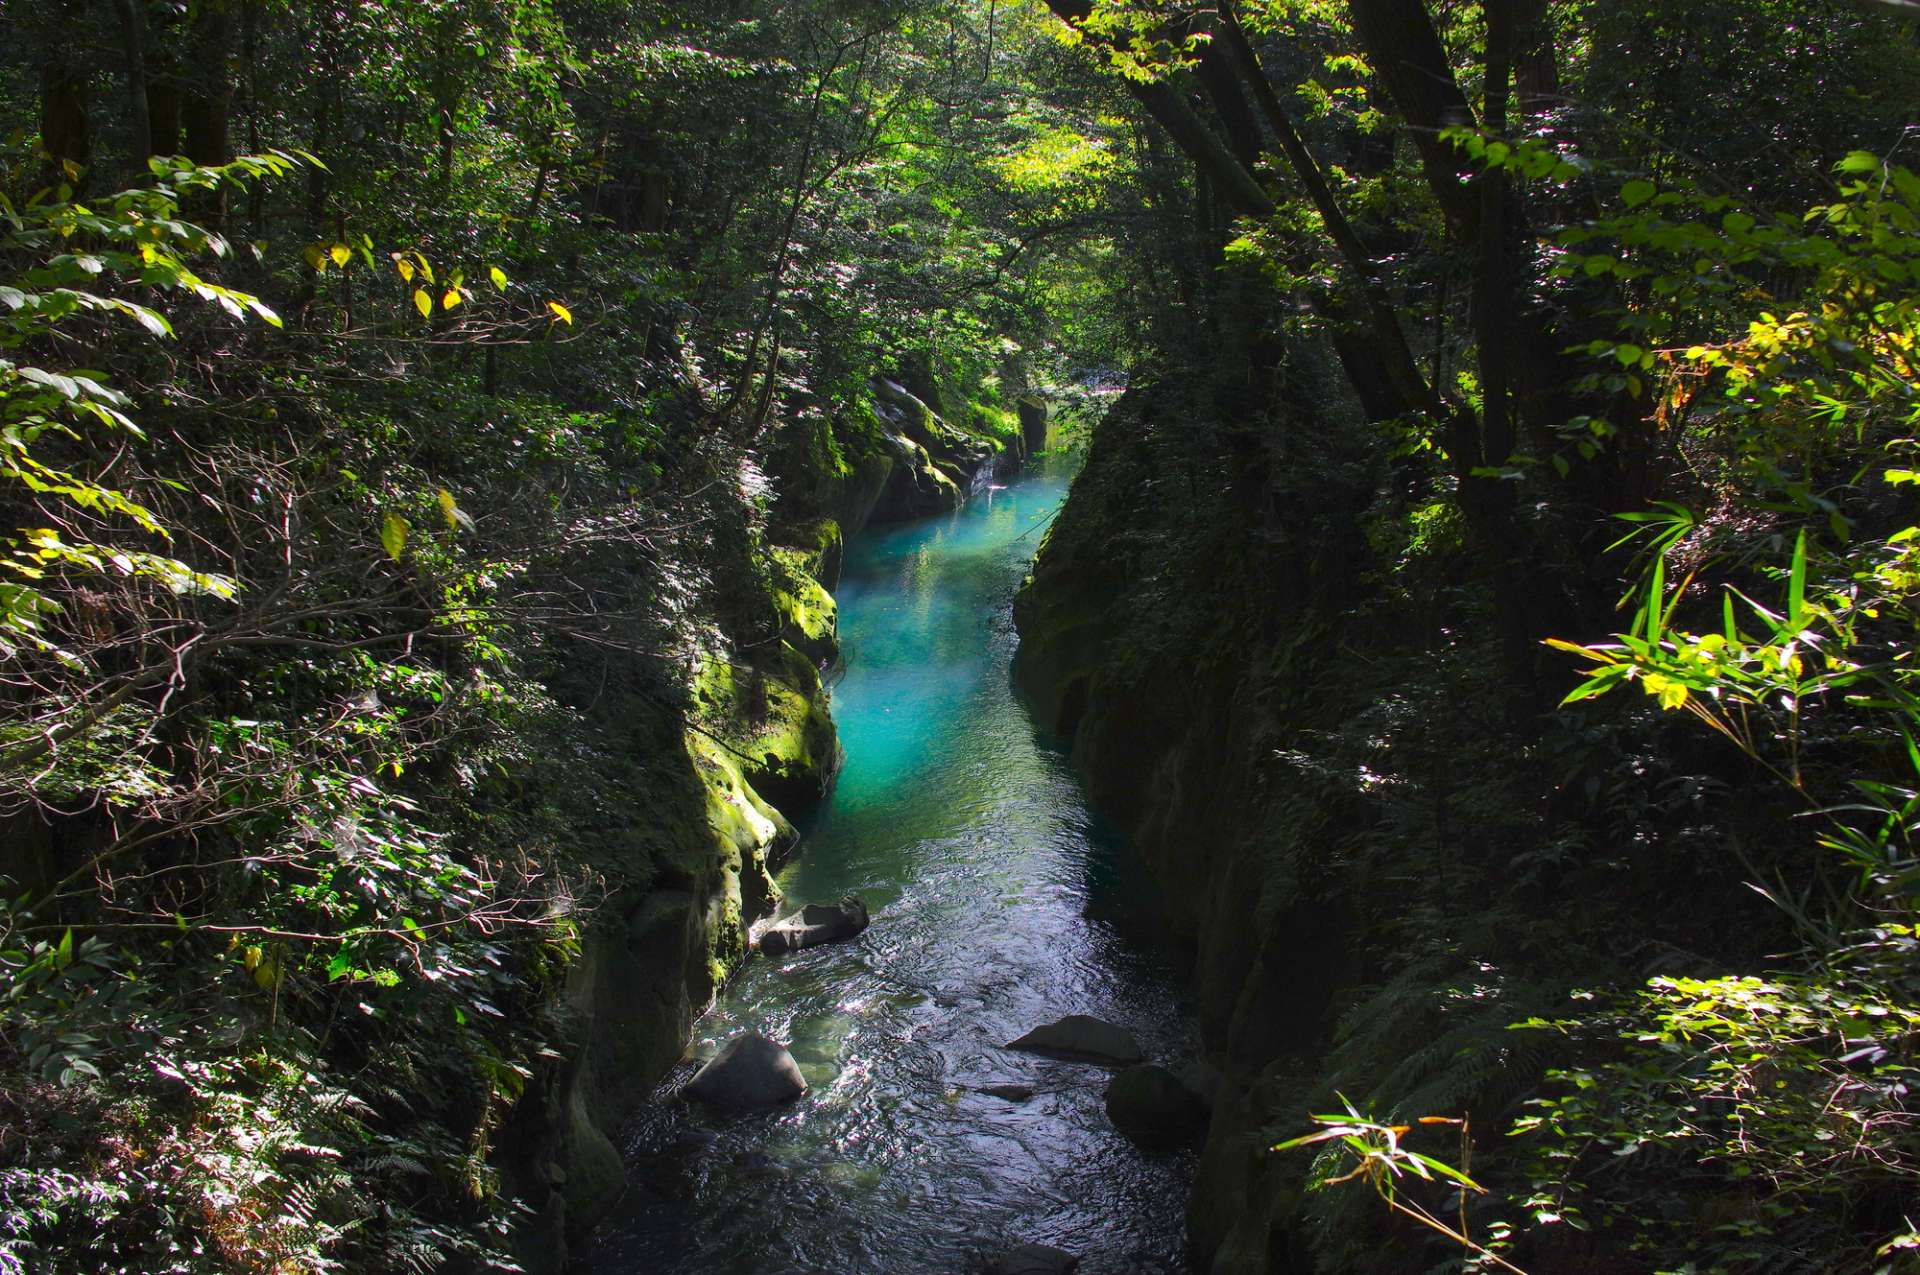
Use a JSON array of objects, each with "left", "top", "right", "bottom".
[
  {"left": 1005, "top": 1014, "right": 1144, "bottom": 1065},
  {"left": 758, "top": 895, "right": 871, "bottom": 956},
  {"left": 683, "top": 1034, "right": 807, "bottom": 1108},
  {"left": 1104, "top": 1064, "right": 1207, "bottom": 1149},
  {"left": 986, "top": 1243, "right": 1079, "bottom": 1275}
]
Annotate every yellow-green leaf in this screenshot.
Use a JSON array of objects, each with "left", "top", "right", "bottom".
[
  {"left": 1643, "top": 673, "right": 1689, "bottom": 711},
  {"left": 329, "top": 242, "right": 351, "bottom": 268},
  {"left": 437, "top": 488, "right": 460, "bottom": 531},
  {"left": 303, "top": 243, "right": 328, "bottom": 272},
  {"left": 547, "top": 300, "right": 572, "bottom": 325},
  {"left": 489, "top": 265, "right": 508, "bottom": 291},
  {"left": 442, "top": 288, "right": 462, "bottom": 310},
  {"left": 395, "top": 255, "right": 415, "bottom": 282},
  {"left": 413, "top": 288, "right": 433, "bottom": 318},
  {"left": 381, "top": 512, "right": 409, "bottom": 561}
]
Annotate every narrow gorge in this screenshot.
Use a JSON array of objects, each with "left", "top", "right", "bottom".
[{"left": 4, "top": 3, "right": 1917, "bottom": 1274}]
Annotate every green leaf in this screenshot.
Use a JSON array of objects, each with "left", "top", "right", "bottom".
[
  {"left": 1788, "top": 529, "right": 1807, "bottom": 625},
  {"left": 1621, "top": 179, "right": 1656, "bottom": 208},
  {"left": 1404, "top": 1151, "right": 1484, "bottom": 1192},
  {"left": 381, "top": 512, "right": 409, "bottom": 562}
]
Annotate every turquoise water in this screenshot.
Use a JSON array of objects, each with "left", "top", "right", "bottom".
[{"left": 586, "top": 461, "right": 1196, "bottom": 1273}]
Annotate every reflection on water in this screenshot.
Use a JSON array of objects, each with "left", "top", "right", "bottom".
[{"left": 585, "top": 461, "right": 1196, "bottom": 1274}]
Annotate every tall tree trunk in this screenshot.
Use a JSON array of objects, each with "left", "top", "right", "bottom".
[
  {"left": 1475, "top": 0, "right": 1516, "bottom": 476},
  {"left": 37, "top": 3, "right": 93, "bottom": 187},
  {"left": 112, "top": 0, "right": 153, "bottom": 173},
  {"left": 1345, "top": 0, "right": 1481, "bottom": 238},
  {"left": 1513, "top": 0, "right": 1560, "bottom": 122},
  {"left": 181, "top": 0, "right": 235, "bottom": 227},
  {"left": 242, "top": 0, "right": 266, "bottom": 234}
]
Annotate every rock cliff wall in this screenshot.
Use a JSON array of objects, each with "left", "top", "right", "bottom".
[
  {"left": 1011, "top": 369, "right": 1787, "bottom": 1274},
  {"left": 1013, "top": 379, "right": 1389, "bottom": 1272}
]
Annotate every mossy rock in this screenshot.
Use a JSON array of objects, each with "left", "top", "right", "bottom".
[
  {"left": 690, "top": 646, "right": 842, "bottom": 821},
  {"left": 871, "top": 431, "right": 965, "bottom": 522},
  {"left": 688, "top": 732, "right": 790, "bottom": 930},
  {"left": 769, "top": 543, "right": 839, "bottom": 667},
  {"left": 777, "top": 517, "right": 844, "bottom": 589},
  {"left": 769, "top": 405, "right": 894, "bottom": 537}
]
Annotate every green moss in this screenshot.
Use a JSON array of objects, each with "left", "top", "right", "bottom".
[
  {"left": 770, "top": 542, "right": 840, "bottom": 665},
  {"left": 778, "top": 518, "right": 843, "bottom": 581},
  {"left": 966, "top": 398, "right": 1022, "bottom": 444}
]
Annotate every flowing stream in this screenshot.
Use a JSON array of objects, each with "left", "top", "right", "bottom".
[{"left": 586, "top": 459, "right": 1197, "bottom": 1273}]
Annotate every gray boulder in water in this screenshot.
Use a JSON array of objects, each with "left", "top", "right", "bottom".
[
  {"left": 758, "top": 896, "right": 871, "bottom": 956},
  {"left": 1105, "top": 1063, "right": 1207, "bottom": 1148},
  {"left": 682, "top": 1034, "right": 806, "bottom": 1108},
  {"left": 1005, "top": 1014, "right": 1144, "bottom": 1065},
  {"left": 986, "top": 1243, "right": 1078, "bottom": 1275}
]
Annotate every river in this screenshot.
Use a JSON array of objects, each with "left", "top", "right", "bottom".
[{"left": 584, "top": 458, "right": 1197, "bottom": 1274}]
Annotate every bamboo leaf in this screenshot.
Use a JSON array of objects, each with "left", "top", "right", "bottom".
[{"left": 1788, "top": 529, "right": 1808, "bottom": 624}]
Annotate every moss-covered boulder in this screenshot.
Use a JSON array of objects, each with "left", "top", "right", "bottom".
[
  {"left": 769, "top": 544, "right": 839, "bottom": 668},
  {"left": 765, "top": 403, "right": 894, "bottom": 540},
  {"left": 692, "top": 645, "right": 841, "bottom": 819},
  {"left": 780, "top": 517, "right": 845, "bottom": 590}
]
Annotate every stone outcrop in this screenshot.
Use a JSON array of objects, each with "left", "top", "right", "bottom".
[
  {"left": 1104, "top": 1063, "right": 1207, "bottom": 1149},
  {"left": 1011, "top": 381, "right": 1370, "bottom": 1272},
  {"left": 1005, "top": 1014, "right": 1145, "bottom": 1065},
  {"left": 683, "top": 1033, "right": 808, "bottom": 1108},
  {"left": 757, "top": 895, "right": 871, "bottom": 956}
]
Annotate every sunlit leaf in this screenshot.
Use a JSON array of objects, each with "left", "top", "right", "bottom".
[{"left": 381, "top": 512, "right": 409, "bottom": 561}]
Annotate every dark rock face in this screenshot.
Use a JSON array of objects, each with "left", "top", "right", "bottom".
[
  {"left": 1010, "top": 382, "right": 1374, "bottom": 1271},
  {"left": 1175, "top": 1060, "right": 1223, "bottom": 1112},
  {"left": 868, "top": 377, "right": 1006, "bottom": 522},
  {"left": 1005, "top": 1014, "right": 1144, "bottom": 1065},
  {"left": 758, "top": 895, "right": 871, "bottom": 956},
  {"left": 1105, "top": 1064, "right": 1207, "bottom": 1148},
  {"left": 1017, "top": 395, "right": 1050, "bottom": 455},
  {"left": 986, "top": 1242, "right": 1079, "bottom": 1275},
  {"left": 683, "top": 1033, "right": 807, "bottom": 1108}
]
